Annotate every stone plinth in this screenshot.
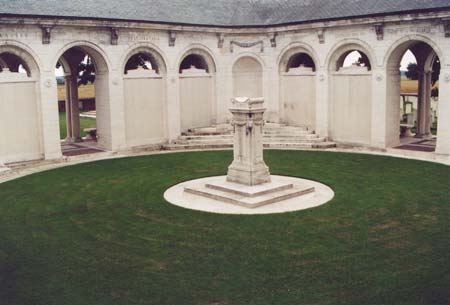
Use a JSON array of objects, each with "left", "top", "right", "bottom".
[
  {"left": 185, "top": 177, "right": 314, "bottom": 209},
  {"left": 227, "top": 97, "right": 270, "bottom": 186}
]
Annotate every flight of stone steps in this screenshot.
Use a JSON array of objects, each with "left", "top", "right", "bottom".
[{"left": 163, "top": 123, "right": 336, "bottom": 151}]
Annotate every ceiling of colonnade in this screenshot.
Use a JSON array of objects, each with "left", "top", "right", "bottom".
[{"left": 1, "top": 0, "right": 450, "bottom": 27}]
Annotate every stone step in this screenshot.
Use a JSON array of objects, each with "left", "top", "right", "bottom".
[
  {"left": 175, "top": 137, "right": 327, "bottom": 145},
  {"left": 264, "top": 137, "right": 326, "bottom": 143},
  {"left": 264, "top": 142, "right": 336, "bottom": 149},
  {"left": 264, "top": 130, "right": 313, "bottom": 135},
  {"left": 264, "top": 134, "right": 319, "bottom": 140},
  {"left": 184, "top": 183, "right": 315, "bottom": 209},
  {"left": 180, "top": 135, "right": 233, "bottom": 141},
  {"left": 162, "top": 143, "right": 233, "bottom": 151}
]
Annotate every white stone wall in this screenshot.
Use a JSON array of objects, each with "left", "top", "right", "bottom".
[{"left": 0, "top": 10, "right": 449, "bottom": 163}]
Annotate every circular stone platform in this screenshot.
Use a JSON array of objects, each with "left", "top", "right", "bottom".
[{"left": 164, "top": 175, "right": 334, "bottom": 215}]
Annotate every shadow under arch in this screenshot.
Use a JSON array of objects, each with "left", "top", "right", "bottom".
[
  {"left": 122, "top": 45, "right": 167, "bottom": 75},
  {"left": 278, "top": 43, "right": 320, "bottom": 73},
  {"left": 0, "top": 44, "right": 41, "bottom": 77},
  {"left": 177, "top": 45, "right": 217, "bottom": 74}
]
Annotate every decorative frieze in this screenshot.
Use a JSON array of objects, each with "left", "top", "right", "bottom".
[{"left": 230, "top": 40, "right": 264, "bottom": 53}]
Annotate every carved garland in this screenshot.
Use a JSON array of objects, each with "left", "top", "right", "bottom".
[{"left": 230, "top": 40, "right": 264, "bottom": 53}]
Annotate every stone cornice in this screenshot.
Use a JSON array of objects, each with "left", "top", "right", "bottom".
[{"left": 0, "top": 9, "right": 450, "bottom": 36}]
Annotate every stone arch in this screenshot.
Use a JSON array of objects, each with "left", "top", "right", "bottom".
[
  {"left": 232, "top": 55, "right": 263, "bottom": 98},
  {"left": 0, "top": 44, "right": 43, "bottom": 163},
  {"left": 278, "top": 43, "right": 320, "bottom": 73},
  {"left": 122, "top": 45, "right": 168, "bottom": 146},
  {"left": 178, "top": 45, "right": 217, "bottom": 131},
  {"left": 0, "top": 44, "right": 41, "bottom": 77},
  {"left": 327, "top": 40, "right": 374, "bottom": 145},
  {"left": 53, "top": 41, "right": 112, "bottom": 150},
  {"left": 278, "top": 43, "right": 318, "bottom": 128},
  {"left": 326, "top": 39, "right": 376, "bottom": 72},
  {"left": 231, "top": 52, "right": 266, "bottom": 71},
  {"left": 57, "top": 56, "right": 71, "bottom": 75},
  {"left": 383, "top": 34, "right": 445, "bottom": 70},
  {"left": 53, "top": 41, "right": 110, "bottom": 75},
  {"left": 384, "top": 36, "right": 443, "bottom": 148},
  {"left": 177, "top": 45, "right": 217, "bottom": 74},
  {"left": 121, "top": 44, "right": 167, "bottom": 75}
]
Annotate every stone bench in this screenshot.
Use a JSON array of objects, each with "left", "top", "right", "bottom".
[
  {"left": 400, "top": 124, "right": 414, "bottom": 138},
  {"left": 83, "top": 128, "right": 97, "bottom": 141}
]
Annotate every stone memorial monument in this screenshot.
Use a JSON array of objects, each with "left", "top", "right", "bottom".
[{"left": 182, "top": 97, "right": 316, "bottom": 209}]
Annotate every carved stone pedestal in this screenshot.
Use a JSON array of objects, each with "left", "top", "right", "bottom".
[{"left": 226, "top": 97, "right": 270, "bottom": 186}]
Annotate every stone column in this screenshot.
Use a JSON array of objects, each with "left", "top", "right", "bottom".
[
  {"left": 370, "top": 68, "right": 389, "bottom": 148},
  {"left": 415, "top": 71, "right": 431, "bottom": 138},
  {"left": 315, "top": 68, "right": 329, "bottom": 138},
  {"left": 424, "top": 71, "right": 432, "bottom": 135},
  {"left": 68, "top": 73, "right": 82, "bottom": 142},
  {"left": 227, "top": 97, "right": 271, "bottom": 186},
  {"left": 436, "top": 68, "right": 450, "bottom": 155},
  {"left": 39, "top": 71, "right": 63, "bottom": 160},
  {"left": 166, "top": 68, "right": 181, "bottom": 141},
  {"left": 64, "top": 74, "right": 73, "bottom": 141}
]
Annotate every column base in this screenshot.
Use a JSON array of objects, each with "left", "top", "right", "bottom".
[{"left": 227, "top": 162, "right": 271, "bottom": 186}]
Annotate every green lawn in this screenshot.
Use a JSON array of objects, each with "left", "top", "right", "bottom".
[
  {"left": 59, "top": 112, "right": 97, "bottom": 140},
  {"left": 0, "top": 151, "right": 449, "bottom": 305}
]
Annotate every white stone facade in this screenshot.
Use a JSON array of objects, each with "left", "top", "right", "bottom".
[{"left": 0, "top": 10, "right": 450, "bottom": 164}]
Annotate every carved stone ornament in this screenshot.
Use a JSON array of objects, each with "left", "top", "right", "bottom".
[
  {"left": 41, "top": 26, "right": 51, "bottom": 44},
  {"left": 443, "top": 19, "right": 450, "bottom": 38},
  {"left": 269, "top": 33, "right": 277, "bottom": 48},
  {"left": 44, "top": 78, "right": 53, "bottom": 88},
  {"left": 230, "top": 40, "right": 264, "bottom": 53},
  {"left": 110, "top": 28, "right": 119, "bottom": 45},
  {"left": 374, "top": 23, "right": 384, "bottom": 40},
  {"left": 218, "top": 33, "right": 225, "bottom": 48},
  {"left": 317, "top": 29, "right": 325, "bottom": 44},
  {"left": 168, "top": 30, "right": 176, "bottom": 47}
]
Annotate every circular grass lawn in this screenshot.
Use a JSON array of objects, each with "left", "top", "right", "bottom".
[{"left": 0, "top": 150, "right": 449, "bottom": 305}]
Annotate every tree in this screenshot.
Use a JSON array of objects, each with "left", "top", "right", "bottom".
[
  {"left": 77, "top": 56, "right": 95, "bottom": 86},
  {"left": 405, "top": 62, "right": 418, "bottom": 80}
]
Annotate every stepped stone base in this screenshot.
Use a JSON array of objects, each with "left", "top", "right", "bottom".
[
  {"left": 164, "top": 175, "right": 334, "bottom": 215},
  {"left": 185, "top": 177, "right": 314, "bottom": 208}
]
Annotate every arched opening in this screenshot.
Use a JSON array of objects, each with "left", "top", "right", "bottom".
[
  {"left": 123, "top": 50, "right": 167, "bottom": 146},
  {"left": 338, "top": 50, "right": 371, "bottom": 71},
  {"left": 386, "top": 40, "right": 440, "bottom": 151},
  {"left": 0, "top": 48, "right": 42, "bottom": 163},
  {"left": 329, "top": 47, "right": 373, "bottom": 145},
  {"left": 179, "top": 50, "right": 215, "bottom": 132},
  {"left": 56, "top": 45, "right": 110, "bottom": 155},
  {"left": 179, "top": 54, "right": 209, "bottom": 73},
  {"left": 280, "top": 51, "right": 316, "bottom": 128},
  {"left": 232, "top": 57, "right": 262, "bottom": 98}
]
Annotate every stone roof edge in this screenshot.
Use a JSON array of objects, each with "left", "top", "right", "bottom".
[{"left": 1, "top": 7, "right": 450, "bottom": 33}]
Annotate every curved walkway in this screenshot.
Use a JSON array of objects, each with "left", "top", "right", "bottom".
[{"left": 1, "top": 146, "right": 449, "bottom": 185}]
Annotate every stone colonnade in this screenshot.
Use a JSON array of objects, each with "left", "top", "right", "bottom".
[{"left": 0, "top": 12, "right": 450, "bottom": 164}]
